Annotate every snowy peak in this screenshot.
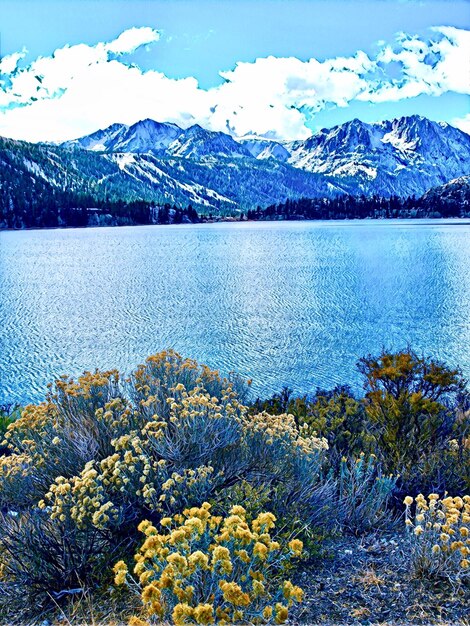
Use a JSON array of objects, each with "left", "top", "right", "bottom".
[
  {"left": 59, "top": 114, "right": 470, "bottom": 198},
  {"left": 381, "top": 115, "right": 470, "bottom": 164},
  {"left": 63, "top": 119, "right": 183, "bottom": 153},
  {"left": 238, "top": 138, "right": 290, "bottom": 162},
  {"left": 286, "top": 115, "right": 470, "bottom": 194},
  {"left": 63, "top": 119, "right": 254, "bottom": 159},
  {"left": 113, "top": 119, "right": 182, "bottom": 153},
  {"left": 63, "top": 122, "right": 129, "bottom": 151},
  {"left": 321, "top": 119, "right": 380, "bottom": 152},
  {"left": 290, "top": 119, "right": 383, "bottom": 164},
  {"left": 380, "top": 115, "right": 440, "bottom": 153},
  {"left": 167, "top": 125, "right": 253, "bottom": 159}
]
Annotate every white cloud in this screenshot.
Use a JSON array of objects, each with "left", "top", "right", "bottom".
[
  {"left": 361, "top": 26, "right": 470, "bottom": 103},
  {"left": 452, "top": 113, "right": 470, "bottom": 135},
  {"left": 0, "top": 49, "right": 27, "bottom": 74},
  {"left": 104, "top": 26, "right": 160, "bottom": 54},
  {"left": 206, "top": 52, "right": 375, "bottom": 138},
  {"left": 0, "top": 25, "right": 468, "bottom": 142}
]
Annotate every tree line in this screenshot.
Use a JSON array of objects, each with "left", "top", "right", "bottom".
[
  {"left": 246, "top": 192, "right": 468, "bottom": 221},
  {"left": 1, "top": 183, "right": 467, "bottom": 230}
]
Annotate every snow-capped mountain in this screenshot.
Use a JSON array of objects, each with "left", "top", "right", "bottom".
[
  {"left": 2, "top": 111, "right": 469, "bottom": 225},
  {"left": 63, "top": 119, "right": 182, "bottom": 153},
  {"left": 64, "top": 119, "right": 253, "bottom": 159},
  {"left": 166, "top": 124, "right": 253, "bottom": 159},
  {"left": 64, "top": 122, "right": 126, "bottom": 151},
  {"left": 286, "top": 115, "right": 470, "bottom": 195},
  {"left": 62, "top": 115, "right": 470, "bottom": 198},
  {"left": 0, "top": 134, "right": 334, "bottom": 214},
  {"left": 2, "top": 113, "right": 468, "bottom": 222},
  {"left": 421, "top": 175, "right": 470, "bottom": 209}
]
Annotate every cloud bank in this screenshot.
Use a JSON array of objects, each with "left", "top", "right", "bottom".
[{"left": 0, "top": 25, "right": 468, "bottom": 141}]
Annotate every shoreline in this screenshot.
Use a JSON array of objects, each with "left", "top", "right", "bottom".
[{"left": 2, "top": 215, "right": 470, "bottom": 234}]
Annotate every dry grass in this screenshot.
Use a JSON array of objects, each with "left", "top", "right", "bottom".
[{"left": 0, "top": 584, "right": 140, "bottom": 626}]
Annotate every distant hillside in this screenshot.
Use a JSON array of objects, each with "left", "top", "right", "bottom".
[
  {"left": 421, "top": 176, "right": 470, "bottom": 211},
  {"left": 0, "top": 134, "right": 336, "bottom": 221}
]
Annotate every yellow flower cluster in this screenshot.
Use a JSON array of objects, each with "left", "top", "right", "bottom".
[
  {"left": 54, "top": 369, "right": 120, "bottom": 401},
  {"left": 245, "top": 411, "right": 328, "bottom": 456},
  {"left": 95, "top": 397, "right": 137, "bottom": 432},
  {"left": 134, "top": 351, "right": 226, "bottom": 393},
  {"left": 0, "top": 403, "right": 59, "bottom": 505},
  {"left": 2, "top": 403, "right": 53, "bottom": 449},
  {"left": 115, "top": 504, "right": 303, "bottom": 624},
  {"left": 0, "top": 452, "right": 31, "bottom": 481},
  {"left": 40, "top": 460, "right": 121, "bottom": 529},
  {"left": 404, "top": 493, "right": 470, "bottom": 578}
]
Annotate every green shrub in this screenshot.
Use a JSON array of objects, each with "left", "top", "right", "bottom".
[
  {"left": 337, "top": 454, "right": 396, "bottom": 534},
  {"left": 299, "top": 386, "right": 372, "bottom": 465},
  {"left": 358, "top": 349, "right": 469, "bottom": 495}
]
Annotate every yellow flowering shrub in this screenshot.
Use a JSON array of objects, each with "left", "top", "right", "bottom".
[
  {"left": 358, "top": 350, "right": 468, "bottom": 495},
  {"left": 115, "top": 504, "right": 304, "bottom": 624},
  {"left": 0, "top": 403, "right": 57, "bottom": 506},
  {"left": 0, "top": 351, "right": 327, "bottom": 612},
  {"left": 39, "top": 361, "right": 328, "bottom": 534},
  {"left": 0, "top": 370, "right": 122, "bottom": 507},
  {"left": 131, "top": 350, "right": 250, "bottom": 414},
  {"left": 404, "top": 493, "right": 470, "bottom": 580}
]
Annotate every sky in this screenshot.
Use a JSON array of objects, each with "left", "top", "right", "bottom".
[{"left": 0, "top": 0, "right": 469, "bottom": 142}]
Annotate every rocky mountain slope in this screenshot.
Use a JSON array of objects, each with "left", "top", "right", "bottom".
[
  {"left": 285, "top": 116, "right": 470, "bottom": 196},
  {"left": 0, "top": 135, "right": 335, "bottom": 213},
  {"left": 421, "top": 175, "right": 470, "bottom": 211}
]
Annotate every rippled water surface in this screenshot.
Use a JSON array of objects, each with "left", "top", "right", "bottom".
[{"left": 1, "top": 220, "right": 469, "bottom": 404}]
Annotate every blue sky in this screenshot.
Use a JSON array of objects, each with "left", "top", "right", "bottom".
[{"left": 0, "top": 0, "right": 469, "bottom": 141}]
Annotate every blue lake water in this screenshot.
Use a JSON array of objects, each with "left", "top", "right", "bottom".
[{"left": 1, "top": 219, "right": 469, "bottom": 405}]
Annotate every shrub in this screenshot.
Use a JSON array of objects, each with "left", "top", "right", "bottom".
[
  {"left": 250, "top": 385, "right": 375, "bottom": 483},
  {"left": 130, "top": 350, "right": 250, "bottom": 411},
  {"left": 0, "top": 371, "right": 122, "bottom": 508},
  {"left": 0, "top": 352, "right": 251, "bottom": 511},
  {"left": 39, "top": 394, "right": 329, "bottom": 532},
  {"left": 298, "top": 386, "right": 372, "bottom": 466},
  {"left": 337, "top": 454, "right": 396, "bottom": 534},
  {"left": 115, "top": 503, "right": 304, "bottom": 624},
  {"left": 0, "top": 351, "right": 330, "bottom": 610},
  {"left": 0, "top": 508, "right": 130, "bottom": 617},
  {"left": 358, "top": 349, "right": 468, "bottom": 493},
  {"left": 403, "top": 493, "right": 470, "bottom": 581}
]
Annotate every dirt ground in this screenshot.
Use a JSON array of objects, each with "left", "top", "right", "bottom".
[{"left": 290, "top": 531, "right": 469, "bottom": 626}]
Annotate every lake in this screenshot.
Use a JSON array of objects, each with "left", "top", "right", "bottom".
[{"left": 1, "top": 219, "right": 469, "bottom": 405}]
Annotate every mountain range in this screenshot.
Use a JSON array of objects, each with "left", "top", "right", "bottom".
[{"left": 1, "top": 115, "right": 469, "bottom": 214}]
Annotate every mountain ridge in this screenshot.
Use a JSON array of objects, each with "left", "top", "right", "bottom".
[
  {"left": 60, "top": 114, "right": 470, "bottom": 198},
  {"left": 1, "top": 115, "right": 469, "bottom": 219}
]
